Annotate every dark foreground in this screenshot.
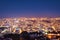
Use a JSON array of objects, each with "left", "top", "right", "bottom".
[{"left": 0, "top": 31, "right": 51, "bottom": 40}]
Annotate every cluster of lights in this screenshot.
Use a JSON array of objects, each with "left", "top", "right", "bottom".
[{"left": 0, "top": 17, "right": 60, "bottom": 33}]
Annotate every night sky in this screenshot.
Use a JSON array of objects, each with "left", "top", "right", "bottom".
[{"left": 0, "top": 0, "right": 60, "bottom": 18}]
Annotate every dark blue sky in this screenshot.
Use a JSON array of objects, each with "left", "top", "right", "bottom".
[{"left": 0, "top": 0, "right": 60, "bottom": 18}]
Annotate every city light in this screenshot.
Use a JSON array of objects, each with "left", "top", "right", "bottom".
[{"left": 0, "top": 17, "right": 60, "bottom": 40}]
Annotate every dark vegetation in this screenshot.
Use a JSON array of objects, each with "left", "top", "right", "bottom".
[{"left": 0, "top": 31, "right": 50, "bottom": 40}]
